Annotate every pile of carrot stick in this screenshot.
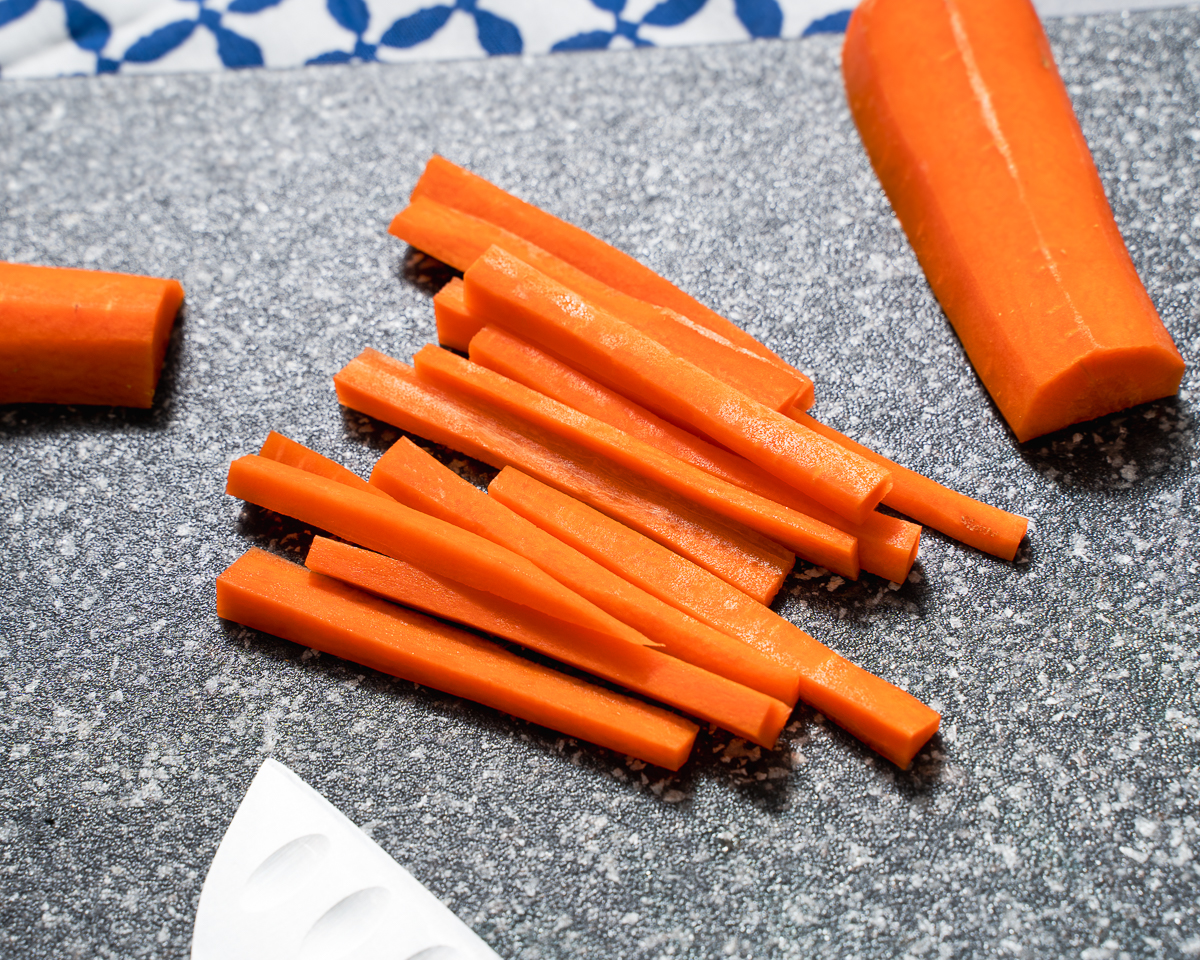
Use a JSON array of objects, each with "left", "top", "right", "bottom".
[{"left": 219, "top": 156, "right": 1032, "bottom": 772}]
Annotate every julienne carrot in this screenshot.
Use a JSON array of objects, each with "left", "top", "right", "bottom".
[
  {"left": 843, "top": 0, "right": 1185, "bottom": 443},
  {"left": 391, "top": 195, "right": 806, "bottom": 412},
  {"left": 489, "top": 468, "right": 940, "bottom": 768},
  {"left": 333, "top": 348, "right": 796, "bottom": 604},
  {"left": 791, "top": 411, "right": 1029, "bottom": 561},
  {"left": 412, "top": 344, "right": 861, "bottom": 579},
  {"left": 463, "top": 245, "right": 892, "bottom": 526},
  {"left": 369, "top": 436, "right": 804, "bottom": 705},
  {"left": 304, "top": 537, "right": 792, "bottom": 747},
  {"left": 218, "top": 548, "right": 698, "bottom": 770},
  {"left": 469, "top": 325, "right": 921, "bottom": 582},
  {"left": 225, "top": 454, "right": 652, "bottom": 651},
  {"left": 0, "top": 261, "right": 184, "bottom": 408},
  {"left": 432, "top": 278, "right": 476, "bottom": 353},
  {"left": 402, "top": 154, "right": 817, "bottom": 409},
  {"left": 258, "top": 430, "right": 390, "bottom": 499}
]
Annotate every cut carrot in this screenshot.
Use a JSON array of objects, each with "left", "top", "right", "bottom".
[
  {"left": 489, "top": 467, "right": 940, "bottom": 768},
  {"left": 432, "top": 278, "right": 478, "bottom": 353},
  {"left": 463, "top": 246, "right": 892, "bottom": 525},
  {"left": 225, "top": 454, "right": 652, "bottom": 652},
  {"left": 792, "top": 411, "right": 1028, "bottom": 561},
  {"left": 333, "top": 348, "right": 795, "bottom": 603},
  {"left": 370, "top": 437, "right": 803, "bottom": 705},
  {"left": 843, "top": 0, "right": 1185, "bottom": 442},
  {"left": 258, "top": 430, "right": 389, "bottom": 498},
  {"left": 470, "top": 326, "right": 920, "bottom": 582},
  {"left": 0, "top": 261, "right": 184, "bottom": 408},
  {"left": 305, "top": 537, "right": 792, "bottom": 747},
  {"left": 391, "top": 195, "right": 806, "bottom": 412},
  {"left": 218, "top": 547, "right": 697, "bottom": 769},
  {"left": 403, "top": 155, "right": 816, "bottom": 409}
]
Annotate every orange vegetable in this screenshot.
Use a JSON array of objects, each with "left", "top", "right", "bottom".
[
  {"left": 391, "top": 195, "right": 806, "bottom": 412},
  {"left": 403, "top": 155, "right": 816, "bottom": 409},
  {"left": 792, "top": 410, "right": 1028, "bottom": 561},
  {"left": 258, "top": 430, "right": 389, "bottom": 499},
  {"left": 432, "top": 278, "right": 477, "bottom": 353},
  {"left": 225, "top": 454, "right": 651, "bottom": 651},
  {"left": 218, "top": 547, "right": 697, "bottom": 769},
  {"left": 470, "top": 326, "right": 921, "bottom": 583},
  {"left": 489, "top": 468, "right": 940, "bottom": 768},
  {"left": 0, "top": 261, "right": 184, "bottom": 408},
  {"left": 333, "top": 348, "right": 795, "bottom": 603},
  {"left": 413, "top": 343, "right": 859, "bottom": 579},
  {"left": 842, "top": 0, "right": 1185, "bottom": 442},
  {"left": 463, "top": 246, "right": 892, "bottom": 525},
  {"left": 305, "top": 537, "right": 791, "bottom": 747},
  {"left": 370, "top": 437, "right": 802, "bottom": 705}
]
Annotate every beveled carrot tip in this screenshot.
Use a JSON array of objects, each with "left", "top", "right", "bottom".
[{"left": 887, "top": 710, "right": 942, "bottom": 770}]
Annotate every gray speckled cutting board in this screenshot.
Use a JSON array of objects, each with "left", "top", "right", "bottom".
[{"left": 1, "top": 9, "right": 1198, "bottom": 959}]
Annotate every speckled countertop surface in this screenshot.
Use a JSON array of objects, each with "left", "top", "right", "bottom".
[{"left": 2, "top": 9, "right": 1199, "bottom": 959}]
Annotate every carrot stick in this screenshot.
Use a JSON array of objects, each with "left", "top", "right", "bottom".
[
  {"left": 258, "top": 430, "right": 389, "bottom": 498},
  {"left": 218, "top": 548, "right": 697, "bottom": 769},
  {"left": 305, "top": 537, "right": 792, "bottom": 747},
  {"left": 470, "top": 326, "right": 921, "bottom": 582},
  {"left": 0, "top": 261, "right": 184, "bottom": 408},
  {"left": 403, "top": 155, "right": 816, "bottom": 409},
  {"left": 370, "top": 437, "right": 803, "bottom": 705},
  {"left": 489, "top": 469, "right": 940, "bottom": 768},
  {"left": 391, "top": 195, "right": 806, "bottom": 412},
  {"left": 790, "top": 410, "right": 1027, "bottom": 561},
  {"left": 843, "top": 0, "right": 1185, "bottom": 443},
  {"left": 432, "top": 278, "right": 478, "bottom": 353},
  {"left": 463, "top": 246, "right": 892, "bottom": 526},
  {"left": 225, "top": 454, "right": 652, "bottom": 652},
  {"left": 413, "top": 342, "right": 859, "bottom": 579},
  {"left": 333, "top": 348, "right": 795, "bottom": 604}
]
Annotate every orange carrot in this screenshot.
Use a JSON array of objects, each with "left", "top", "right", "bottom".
[
  {"left": 370, "top": 437, "right": 803, "bottom": 705},
  {"left": 305, "top": 537, "right": 791, "bottom": 747},
  {"left": 489, "top": 469, "right": 940, "bottom": 767},
  {"left": 0, "top": 261, "right": 184, "bottom": 408},
  {"left": 218, "top": 547, "right": 697, "bottom": 769},
  {"left": 413, "top": 342, "right": 859, "bottom": 579},
  {"left": 403, "top": 155, "right": 816, "bottom": 409},
  {"left": 258, "top": 430, "right": 389, "bottom": 498},
  {"left": 843, "top": 0, "right": 1185, "bottom": 442},
  {"left": 791, "top": 410, "right": 1028, "bottom": 560},
  {"left": 333, "top": 348, "right": 795, "bottom": 603},
  {"left": 463, "top": 246, "right": 892, "bottom": 525},
  {"left": 225, "top": 454, "right": 651, "bottom": 651},
  {"left": 391, "top": 195, "right": 806, "bottom": 412},
  {"left": 470, "top": 326, "right": 920, "bottom": 582},
  {"left": 432, "top": 278, "right": 478, "bottom": 353}
]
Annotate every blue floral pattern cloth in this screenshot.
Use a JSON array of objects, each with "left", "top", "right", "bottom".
[{"left": 0, "top": 0, "right": 855, "bottom": 76}]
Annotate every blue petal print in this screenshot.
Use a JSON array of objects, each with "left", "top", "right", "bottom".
[
  {"left": 123, "top": 19, "right": 196, "bottom": 62},
  {"left": 328, "top": 0, "right": 369, "bottom": 34},
  {"left": 307, "top": 49, "right": 354, "bottom": 63},
  {"left": 473, "top": 9, "right": 520, "bottom": 55},
  {"left": 227, "top": 0, "right": 286, "bottom": 12},
  {"left": 641, "top": 0, "right": 704, "bottom": 27},
  {"left": 735, "top": 0, "right": 781, "bottom": 37},
  {"left": 801, "top": 8, "right": 851, "bottom": 35},
  {"left": 589, "top": 0, "right": 625, "bottom": 12},
  {"left": 551, "top": 30, "right": 612, "bottom": 52},
  {"left": 212, "top": 24, "right": 264, "bottom": 66},
  {"left": 0, "top": 0, "right": 38, "bottom": 29},
  {"left": 63, "top": 0, "right": 110, "bottom": 52},
  {"left": 379, "top": 6, "right": 452, "bottom": 48}
]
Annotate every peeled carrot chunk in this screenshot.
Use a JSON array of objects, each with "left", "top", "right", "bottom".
[
  {"left": 306, "top": 537, "right": 791, "bottom": 748},
  {"left": 432, "top": 278, "right": 478, "bottom": 353},
  {"left": 333, "top": 348, "right": 795, "bottom": 604},
  {"left": 843, "top": 0, "right": 1185, "bottom": 443},
  {"left": 470, "top": 326, "right": 921, "bottom": 584},
  {"left": 391, "top": 195, "right": 806, "bottom": 412},
  {"left": 218, "top": 547, "right": 697, "bottom": 770},
  {"left": 463, "top": 246, "right": 892, "bottom": 526},
  {"left": 258, "top": 430, "right": 389, "bottom": 498},
  {"left": 403, "top": 154, "right": 816, "bottom": 409},
  {"left": 0, "top": 261, "right": 184, "bottom": 408},
  {"left": 489, "top": 468, "right": 941, "bottom": 768}
]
